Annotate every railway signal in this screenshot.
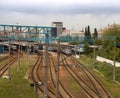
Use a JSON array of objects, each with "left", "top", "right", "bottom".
[{"left": 30, "top": 81, "right": 42, "bottom": 98}]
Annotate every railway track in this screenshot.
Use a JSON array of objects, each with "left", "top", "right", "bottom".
[
  {"left": 60, "top": 53, "right": 113, "bottom": 98},
  {"left": 70, "top": 56, "right": 113, "bottom": 98},
  {"left": 30, "top": 51, "right": 56, "bottom": 98},
  {"left": 0, "top": 51, "right": 23, "bottom": 78},
  {"left": 0, "top": 55, "right": 9, "bottom": 62},
  {"left": 29, "top": 51, "right": 113, "bottom": 98},
  {"left": 0, "top": 51, "right": 16, "bottom": 65},
  {"left": 49, "top": 52, "right": 73, "bottom": 98},
  {"left": 30, "top": 51, "right": 73, "bottom": 98},
  {"left": 60, "top": 54, "right": 96, "bottom": 98}
]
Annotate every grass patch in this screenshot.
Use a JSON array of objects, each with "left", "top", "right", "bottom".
[
  {"left": 78, "top": 55, "right": 120, "bottom": 98},
  {"left": 0, "top": 55, "right": 42, "bottom": 98},
  {"left": 67, "top": 77, "right": 82, "bottom": 95},
  {"left": 70, "top": 79, "right": 80, "bottom": 91},
  {"left": 0, "top": 59, "right": 9, "bottom": 67}
]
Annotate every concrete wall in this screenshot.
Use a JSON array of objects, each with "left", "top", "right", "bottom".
[{"left": 96, "top": 56, "right": 120, "bottom": 67}]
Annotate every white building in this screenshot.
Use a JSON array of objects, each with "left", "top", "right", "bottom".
[
  {"left": 69, "top": 30, "right": 84, "bottom": 37},
  {"left": 51, "top": 22, "right": 63, "bottom": 36}
]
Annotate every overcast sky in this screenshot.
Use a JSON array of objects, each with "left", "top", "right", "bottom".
[{"left": 0, "top": 0, "right": 120, "bottom": 31}]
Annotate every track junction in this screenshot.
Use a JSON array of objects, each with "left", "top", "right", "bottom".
[{"left": 28, "top": 50, "right": 113, "bottom": 98}]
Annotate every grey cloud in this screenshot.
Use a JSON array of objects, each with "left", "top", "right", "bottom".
[{"left": 0, "top": 3, "right": 120, "bottom": 15}]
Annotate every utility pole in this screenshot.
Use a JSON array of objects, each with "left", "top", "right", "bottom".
[
  {"left": 3, "top": 35, "right": 4, "bottom": 57},
  {"left": 56, "top": 37, "right": 60, "bottom": 98},
  {"left": 26, "top": 30, "right": 30, "bottom": 68},
  {"left": 8, "top": 37, "right": 11, "bottom": 80},
  {"left": 16, "top": 23, "right": 20, "bottom": 72},
  {"left": 17, "top": 31, "right": 20, "bottom": 72},
  {"left": 93, "top": 41, "right": 96, "bottom": 67},
  {"left": 79, "top": 46, "right": 80, "bottom": 58},
  {"left": 44, "top": 30, "right": 49, "bottom": 98},
  {"left": 113, "top": 41, "right": 116, "bottom": 81},
  {"left": 35, "top": 83, "right": 38, "bottom": 98},
  {"left": 27, "top": 40, "right": 30, "bottom": 67}
]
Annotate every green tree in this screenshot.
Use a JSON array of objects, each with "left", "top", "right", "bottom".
[
  {"left": 84, "top": 25, "right": 91, "bottom": 37},
  {"left": 84, "top": 27, "right": 88, "bottom": 37},
  {"left": 84, "top": 42, "right": 92, "bottom": 55},
  {"left": 102, "top": 40, "right": 114, "bottom": 59},
  {"left": 102, "top": 24, "right": 120, "bottom": 42},
  {"left": 95, "top": 39, "right": 103, "bottom": 45},
  {"left": 84, "top": 25, "right": 91, "bottom": 43},
  {"left": 99, "top": 24, "right": 120, "bottom": 61},
  {"left": 87, "top": 25, "right": 91, "bottom": 37},
  {"left": 93, "top": 28, "right": 98, "bottom": 38}
]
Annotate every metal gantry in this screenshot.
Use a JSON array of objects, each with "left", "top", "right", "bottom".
[{"left": 0, "top": 24, "right": 52, "bottom": 42}]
